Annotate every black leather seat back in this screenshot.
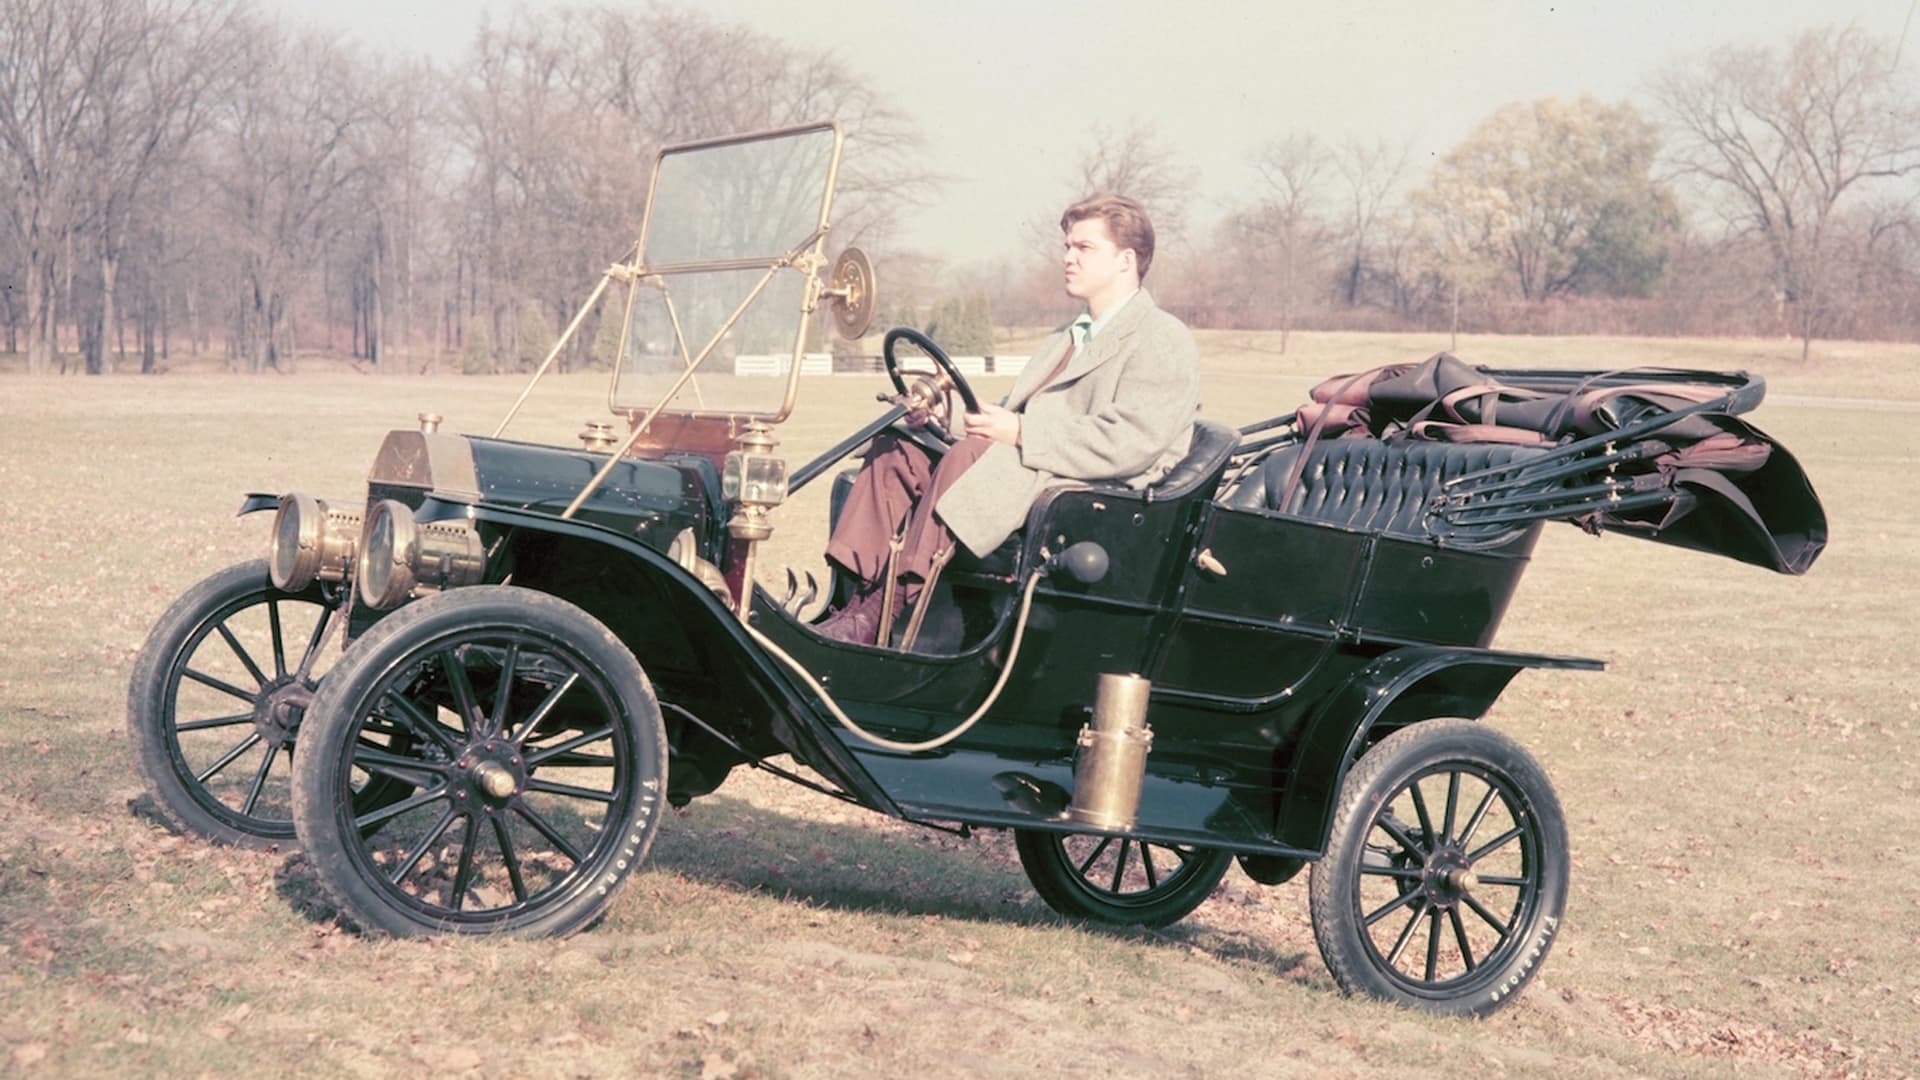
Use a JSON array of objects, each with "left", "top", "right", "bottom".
[
  {"left": 1226, "top": 439, "right": 1549, "bottom": 538},
  {"left": 1144, "top": 417, "right": 1239, "bottom": 501}
]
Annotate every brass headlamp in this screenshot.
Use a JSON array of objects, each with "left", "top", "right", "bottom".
[
  {"left": 269, "top": 493, "right": 363, "bottom": 592},
  {"left": 357, "top": 499, "right": 487, "bottom": 610}
]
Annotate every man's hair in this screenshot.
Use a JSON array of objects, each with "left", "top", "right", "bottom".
[{"left": 1060, "top": 193, "right": 1156, "bottom": 280}]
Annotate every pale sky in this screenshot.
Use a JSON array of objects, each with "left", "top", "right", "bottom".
[{"left": 275, "top": 0, "right": 1918, "bottom": 262}]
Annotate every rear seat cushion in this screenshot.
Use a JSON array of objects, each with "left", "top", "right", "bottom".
[{"left": 1227, "top": 439, "right": 1549, "bottom": 537}]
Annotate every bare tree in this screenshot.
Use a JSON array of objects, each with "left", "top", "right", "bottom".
[
  {"left": 1331, "top": 136, "right": 1410, "bottom": 308},
  {"left": 1071, "top": 118, "right": 1195, "bottom": 242},
  {"left": 75, "top": 0, "right": 247, "bottom": 373},
  {"left": 0, "top": 0, "right": 110, "bottom": 374},
  {"left": 1410, "top": 177, "right": 1511, "bottom": 349},
  {"left": 1658, "top": 26, "right": 1920, "bottom": 358},
  {"left": 1247, "top": 133, "right": 1330, "bottom": 353},
  {"left": 211, "top": 27, "right": 371, "bottom": 372}
]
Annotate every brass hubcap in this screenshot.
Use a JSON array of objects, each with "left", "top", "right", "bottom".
[{"left": 473, "top": 761, "right": 517, "bottom": 799}]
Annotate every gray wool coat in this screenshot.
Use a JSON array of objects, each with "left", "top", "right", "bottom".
[{"left": 935, "top": 289, "right": 1201, "bottom": 557}]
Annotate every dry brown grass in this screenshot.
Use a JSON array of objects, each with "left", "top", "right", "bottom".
[{"left": 1, "top": 333, "right": 1916, "bottom": 1077}]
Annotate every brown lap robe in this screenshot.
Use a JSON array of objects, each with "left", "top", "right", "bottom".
[{"left": 824, "top": 432, "right": 995, "bottom": 609}]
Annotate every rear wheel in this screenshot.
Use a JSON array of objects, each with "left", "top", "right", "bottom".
[
  {"left": 1308, "top": 720, "right": 1568, "bottom": 1017},
  {"left": 1014, "top": 830, "right": 1231, "bottom": 928},
  {"left": 292, "top": 586, "right": 667, "bottom": 938}
]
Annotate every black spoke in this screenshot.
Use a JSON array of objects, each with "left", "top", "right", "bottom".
[
  {"left": 216, "top": 623, "right": 268, "bottom": 689},
  {"left": 1467, "top": 824, "right": 1525, "bottom": 865},
  {"left": 1442, "top": 771, "right": 1460, "bottom": 843},
  {"left": 1374, "top": 813, "right": 1428, "bottom": 859},
  {"left": 442, "top": 649, "right": 482, "bottom": 735},
  {"left": 1424, "top": 907, "right": 1443, "bottom": 982},
  {"left": 1140, "top": 844, "right": 1159, "bottom": 888},
  {"left": 1449, "top": 906, "right": 1477, "bottom": 972},
  {"left": 1408, "top": 780, "right": 1437, "bottom": 847},
  {"left": 174, "top": 712, "right": 255, "bottom": 733},
  {"left": 239, "top": 740, "right": 278, "bottom": 814},
  {"left": 353, "top": 745, "right": 447, "bottom": 786},
  {"left": 1458, "top": 786, "right": 1499, "bottom": 849},
  {"left": 183, "top": 667, "right": 258, "bottom": 704},
  {"left": 1110, "top": 840, "right": 1131, "bottom": 893},
  {"left": 1359, "top": 863, "right": 1424, "bottom": 880},
  {"left": 1075, "top": 837, "right": 1114, "bottom": 877},
  {"left": 525, "top": 778, "right": 616, "bottom": 804},
  {"left": 390, "top": 806, "right": 460, "bottom": 884},
  {"left": 513, "top": 803, "right": 584, "bottom": 866},
  {"left": 1474, "top": 872, "right": 1532, "bottom": 888},
  {"left": 353, "top": 784, "right": 449, "bottom": 832},
  {"left": 511, "top": 672, "right": 581, "bottom": 748},
  {"left": 491, "top": 817, "right": 528, "bottom": 903},
  {"left": 489, "top": 644, "right": 520, "bottom": 739},
  {"left": 299, "top": 607, "right": 332, "bottom": 677},
  {"left": 1364, "top": 884, "right": 1423, "bottom": 927},
  {"left": 381, "top": 691, "right": 459, "bottom": 756},
  {"left": 194, "top": 731, "right": 263, "bottom": 783},
  {"left": 524, "top": 725, "right": 615, "bottom": 767},
  {"left": 528, "top": 752, "right": 617, "bottom": 769},
  {"left": 268, "top": 598, "right": 288, "bottom": 678},
  {"left": 1463, "top": 890, "right": 1515, "bottom": 939},
  {"left": 448, "top": 816, "right": 481, "bottom": 911},
  {"left": 1384, "top": 903, "right": 1424, "bottom": 965}
]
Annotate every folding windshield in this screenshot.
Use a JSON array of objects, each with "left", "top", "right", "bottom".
[{"left": 609, "top": 122, "right": 842, "bottom": 421}]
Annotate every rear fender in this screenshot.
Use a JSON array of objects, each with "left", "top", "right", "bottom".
[
  {"left": 416, "top": 498, "right": 897, "bottom": 815},
  {"left": 1274, "top": 645, "right": 1602, "bottom": 852}
]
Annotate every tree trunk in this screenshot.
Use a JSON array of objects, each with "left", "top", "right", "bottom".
[
  {"left": 90, "top": 251, "right": 119, "bottom": 375},
  {"left": 1449, "top": 281, "right": 1462, "bottom": 351}
]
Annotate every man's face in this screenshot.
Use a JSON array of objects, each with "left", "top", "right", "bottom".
[{"left": 1061, "top": 217, "right": 1135, "bottom": 304}]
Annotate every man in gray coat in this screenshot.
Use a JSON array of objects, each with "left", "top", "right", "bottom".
[{"left": 820, "top": 193, "right": 1201, "bottom": 644}]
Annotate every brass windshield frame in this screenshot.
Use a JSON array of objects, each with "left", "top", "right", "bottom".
[
  {"left": 607, "top": 119, "right": 845, "bottom": 427},
  {"left": 490, "top": 120, "right": 844, "bottom": 443}
]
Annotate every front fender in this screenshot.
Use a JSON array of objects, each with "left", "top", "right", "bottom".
[
  {"left": 1274, "top": 645, "right": 1602, "bottom": 853},
  {"left": 430, "top": 497, "right": 898, "bottom": 816},
  {"left": 237, "top": 492, "right": 281, "bottom": 516}
]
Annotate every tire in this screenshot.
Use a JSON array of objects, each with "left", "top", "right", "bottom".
[
  {"left": 1015, "top": 829, "right": 1232, "bottom": 928},
  {"left": 126, "top": 559, "right": 341, "bottom": 847},
  {"left": 1308, "top": 720, "right": 1569, "bottom": 1017},
  {"left": 291, "top": 586, "right": 668, "bottom": 938}
]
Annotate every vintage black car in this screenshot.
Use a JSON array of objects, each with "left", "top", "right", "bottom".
[{"left": 128, "top": 121, "right": 1826, "bottom": 1017}]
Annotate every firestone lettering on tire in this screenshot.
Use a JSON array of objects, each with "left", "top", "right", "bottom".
[{"left": 1490, "top": 915, "right": 1558, "bottom": 1003}]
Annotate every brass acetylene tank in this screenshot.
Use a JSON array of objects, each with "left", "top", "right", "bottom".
[{"left": 1068, "top": 673, "right": 1154, "bottom": 829}]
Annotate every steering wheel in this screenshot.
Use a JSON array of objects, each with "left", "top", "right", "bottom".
[{"left": 883, "top": 327, "right": 982, "bottom": 443}]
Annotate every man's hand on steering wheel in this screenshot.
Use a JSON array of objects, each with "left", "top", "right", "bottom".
[{"left": 883, "top": 327, "right": 982, "bottom": 443}]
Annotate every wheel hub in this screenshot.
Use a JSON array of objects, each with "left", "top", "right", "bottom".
[
  {"left": 1422, "top": 843, "right": 1476, "bottom": 907},
  {"left": 454, "top": 739, "right": 525, "bottom": 811},
  {"left": 252, "top": 675, "right": 315, "bottom": 740}
]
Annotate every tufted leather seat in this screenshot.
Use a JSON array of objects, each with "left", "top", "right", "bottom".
[{"left": 1226, "top": 439, "right": 1550, "bottom": 538}]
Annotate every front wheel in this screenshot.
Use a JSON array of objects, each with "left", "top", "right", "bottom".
[
  {"left": 1014, "top": 830, "right": 1232, "bottom": 928},
  {"left": 291, "top": 586, "right": 668, "bottom": 938},
  {"left": 1308, "top": 720, "right": 1569, "bottom": 1017},
  {"left": 126, "top": 559, "right": 339, "bottom": 847}
]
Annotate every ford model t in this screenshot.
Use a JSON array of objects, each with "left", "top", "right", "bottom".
[{"left": 128, "top": 121, "right": 1826, "bottom": 1017}]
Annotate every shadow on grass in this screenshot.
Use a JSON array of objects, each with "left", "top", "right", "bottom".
[{"left": 646, "top": 792, "right": 1313, "bottom": 978}]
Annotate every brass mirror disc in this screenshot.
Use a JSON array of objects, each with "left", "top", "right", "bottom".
[{"left": 828, "top": 247, "right": 877, "bottom": 340}]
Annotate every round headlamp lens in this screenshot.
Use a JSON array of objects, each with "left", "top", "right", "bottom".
[
  {"left": 357, "top": 500, "right": 418, "bottom": 609},
  {"left": 269, "top": 492, "right": 322, "bottom": 592}
]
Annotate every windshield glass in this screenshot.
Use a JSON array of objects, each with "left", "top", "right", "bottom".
[{"left": 610, "top": 124, "right": 839, "bottom": 419}]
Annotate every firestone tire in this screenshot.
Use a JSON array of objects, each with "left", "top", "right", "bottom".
[
  {"left": 291, "top": 586, "right": 668, "bottom": 938},
  {"left": 126, "top": 559, "right": 337, "bottom": 848},
  {"left": 1014, "top": 829, "right": 1232, "bottom": 928},
  {"left": 1308, "top": 720, "right": 1569, "bottom": 1017}
]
